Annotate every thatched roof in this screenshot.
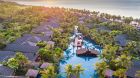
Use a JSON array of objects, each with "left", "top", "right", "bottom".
[
  {"left": 76, "top": 48, "right": 98, "bottom": 56},
  {"left": 40, "top": 62, "right": 51, "bottom": 69},
  {"left": 115, "top": 34, "right": 128, "bottom": 46},
  {"left": 23, "top": 53, "right": 37, "bottom": 61},
  {"left": 0, "top": 66, "right": 14, "bottom": 76},
  {"left": 31, "top": 26, "right": 50, "bottom": 34},
  {"left": 126, "top": 60, "right": 140, "bottom": 78},
  {"left": 13, "top": 34, "right": 32, "bottom": 44},
  {"left": 47, "top": 41, "right": 55, "bottom": 45},
  {"left": 105, "top": 69, "right": 114, "bottom": 77},
  {"left": 0, "top": 51, "right": 15, "bottom": 62},
  {"left": 30, "top": 61, "right": 40, "bottom": 68},
  {"left": 26, "top": 69, "right": 38, "bottom": 77},
  {"left": 4, "top": 43, "right": 39, "bottom": 53}
]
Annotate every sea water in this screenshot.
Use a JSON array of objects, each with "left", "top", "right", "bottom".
[{"left": 7, "top": 0, "right": 140, "bottom": 18}]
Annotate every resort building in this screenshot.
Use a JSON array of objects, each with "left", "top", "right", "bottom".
[
  {"left": 0, "top": 51, "right": 15, "bottom": 62},
  {"left": 130, "top": 21, "right": 139, "bottom": 27},
  {"left": 47, "top": 41, "right": 55, "bottom": 48},
  {"left": 40, "top": 62, "right": 52, "bottom": 69},
  {"left": 126, "top": 60, "right": 140, "bottom": 78},
  {"left": 104, "top": 69, "right": 114, "bottom": 78},
  {"left": 99, "top": 17, "right": 108, "bottom": 22},
  {"left": 115, "top": 34, "right": 128, "bottom": 47},
  {"left": 4, "top": 43, "right": 39, "bottom": 53},
  {"left": 26, "top": 69, "right": 39, "bottom": 78},
  {"left": 0, "top": 51, "right": 15, "bottom": 77},
  {"left": 0, "top": 66, "right": 14, "bottom": 77}
]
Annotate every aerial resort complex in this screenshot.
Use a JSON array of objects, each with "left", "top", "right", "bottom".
[{"left": 0, "top": 0, "right": 140, "bottom": 78}]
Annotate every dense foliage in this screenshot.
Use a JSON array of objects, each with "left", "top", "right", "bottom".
[
  {"left": 7, "top": 52, "right": 28, "bottom": 75},
  {"left": 96, "top": 44, "right": 132, "bottom": 78},
  {"left": 65, "top": 64, "right": 84, "bottom": 78},
  {"left": 40, "top": 65, "right": 57, "bottom": 78},
  {"left": 0, "top": 1, "right": 140, "bottom": 77},
  {"left": 0, "top": 1, "right": 48, "bottom": 49}
]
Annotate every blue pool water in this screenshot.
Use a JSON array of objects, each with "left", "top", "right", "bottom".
[{"left": 59, "top": 37, "right": 102, "bottom": 78}]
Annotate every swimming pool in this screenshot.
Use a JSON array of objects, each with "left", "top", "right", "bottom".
[{"left": 59, "top": 37, "right": 102, "bottom": 78}]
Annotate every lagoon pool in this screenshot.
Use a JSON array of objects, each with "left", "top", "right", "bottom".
[{"left": 59, "top": 37, "right": 102, "bottom": 78}]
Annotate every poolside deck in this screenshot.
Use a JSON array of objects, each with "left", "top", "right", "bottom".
[{"left": 76, "top": 48, "right": 99, "bottom": 57}]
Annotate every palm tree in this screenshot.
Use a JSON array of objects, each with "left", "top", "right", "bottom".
[
  {"left": 53, "top": 47, "right": 63, "bottom": 63},
  {"left": 15, "top": 52, "right": 28, "bottom": 68},
  {"left": 73, "top": 64, "right": 84, "bottom": 78},
  {"left": 38, "top": 48, "right": 47, "bottom": 61},
  {"left": 46, "top": 65, "right": 57, "bottom": 78},
  {"left": 7, "top": 58, "right": 19, "bottom": 75},
  {"left": 113, "top": 68, "right": 127, "bottom": 78},
  {"left": 41, "top": 65, "right": 57, "bottom": 78},
  {"left": 65, "top": 64, "right": 73, "bottom": 78},
  {"left": 95, "top": 61, "right": 108, "bottom": 78}
]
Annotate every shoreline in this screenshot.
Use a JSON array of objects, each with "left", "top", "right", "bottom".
[{"left": 5, "top": 0, "right": 140, "bottom": 19}]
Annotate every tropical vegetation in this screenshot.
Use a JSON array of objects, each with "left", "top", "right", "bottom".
[
  {"left": 65, "top": 64, "right": 84, "bottom": 78},
  {"left": 0, "top": 0, "right": 140, "bottom": 78}
]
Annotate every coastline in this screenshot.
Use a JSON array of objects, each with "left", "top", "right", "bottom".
[{"left": 4, "top": 0, "right": 140, "bottom": 19}]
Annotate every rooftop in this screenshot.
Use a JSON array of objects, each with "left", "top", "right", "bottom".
[
  {"left": 4, "top": 43, "right": 39, "bottom": 53},
  {"left": 47, "top": 41, "right": 55, "bottom": 45},
  {"left": 25, "top": 69, "right": 39, "bottom": 77},
  {"left": 115, "top": 34, "right": 128, "bottom": 46},
  {"left": 0, "top": 51, "right": 15, "bottom": 62},
  {"left": 0, "top": 66, "right": 14, "bottom": 76},
  {"left": 126, "top": 60, "right": 140, "bottom": 78},
  {"left": 105, "top": 69, "right": 114, "bottom": 77},
  {"left": 40, "top": 62, "right": 51, "bottom": 69},
  {"left": 23, "top": 53, "right": 37, "bottom": 61}
]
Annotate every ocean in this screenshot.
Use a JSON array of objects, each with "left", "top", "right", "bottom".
[
  {"left": 6, "top": 0, "right": 140, "bottom": 19},
  {"left": 6, "top": 0, "right": 140, "bottom": 18}
]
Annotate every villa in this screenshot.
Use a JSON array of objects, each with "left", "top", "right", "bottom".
[
  {"left": 0, "top": 66, "right": 14, "bottom": 77},
  {"left": 126, "top": 60, "right": 140, "bottom": 78},
  {"left": 0, "top": 51, "right": 15, "bottom": 77},
  {"left": 115, "top": 34, "right": 128, "bottom": 47},
  {"left": 47, "top": 41, "right": 55, "bottom": 48},
  {"left": 130, "top": 21, "right": 139, "bottom": 27},
  {"left": 4, "top": 31, "right": 53, "bottom": 53},
  {"left": 40, "top": 62, "right": 52, "bottom": 69},
  {"left": 4, "top": 43, "right": 39, "bottom": 53},
  {"left": 0, "top": 51, "right": 15, "bottom": 62},
  {"left": 99, "top": 17, "right": 108, "bottom": 22},
  {"left": 26, "top": 69, "right": 39, "bottom": 78}
]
